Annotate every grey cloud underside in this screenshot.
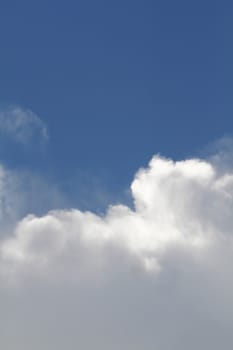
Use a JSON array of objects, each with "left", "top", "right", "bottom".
[{"left": 1, "top": 156, "right": 233, "bottom": 349}]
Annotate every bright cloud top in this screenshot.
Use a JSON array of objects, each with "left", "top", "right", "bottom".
[
  {"left": 1, "top": 155, "right": 233, "bottom": 349},
  {"left": 1, "top": 156, "right": 232, "bottom": 275},
  {"left": 0, "top": 106, "right": 48, "bottom": 145}
]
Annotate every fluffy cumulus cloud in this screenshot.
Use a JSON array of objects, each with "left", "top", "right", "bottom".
[
  {"left": 0, "top": 106, "right": 48, "bottom": 145},
  {"left": 1, "top": 155, "right": 233, "bottom": 349}
]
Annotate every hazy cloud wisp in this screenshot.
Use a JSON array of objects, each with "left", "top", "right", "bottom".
[{"left": 0, "top": 107, "right": 48, "bottom": 145}]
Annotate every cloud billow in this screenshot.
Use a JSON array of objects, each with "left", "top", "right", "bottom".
[{"left": 0, "top": 155, "right": 233, "bottom": 349}]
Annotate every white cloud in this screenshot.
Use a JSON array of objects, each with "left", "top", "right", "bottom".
[
  {"left": 0, "top": 154, "right": 233, "bottom": 349},
  {"left": 0, "top": 106, "right": 48, "bottom": 145}
]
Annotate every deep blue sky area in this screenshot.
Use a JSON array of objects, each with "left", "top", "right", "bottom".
[{"left": 0, "top": 0, "right": 233, "bottom": 199}]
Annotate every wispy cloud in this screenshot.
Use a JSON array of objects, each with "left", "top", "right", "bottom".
[{"left": 0, "top": 106, "right": 48, "bottom": 146}]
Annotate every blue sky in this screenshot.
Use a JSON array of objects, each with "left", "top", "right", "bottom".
[
  {"left": 2, "top": 3, "right": 233, "bottom": 349},
  {"left": 0, "top": 0, "right": 233, "bottom": 198}
]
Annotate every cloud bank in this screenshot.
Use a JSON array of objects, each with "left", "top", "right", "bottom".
[
  {"left": 0, "top": 107, "right": 48, "bottom": 145},
  {"left": 1, "top": 155, "right": 233, "bottom": 349}
]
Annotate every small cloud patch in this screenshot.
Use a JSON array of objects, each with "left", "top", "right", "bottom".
[{"left": 0, "top": 106, "right": 48, "bottom": 146}]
